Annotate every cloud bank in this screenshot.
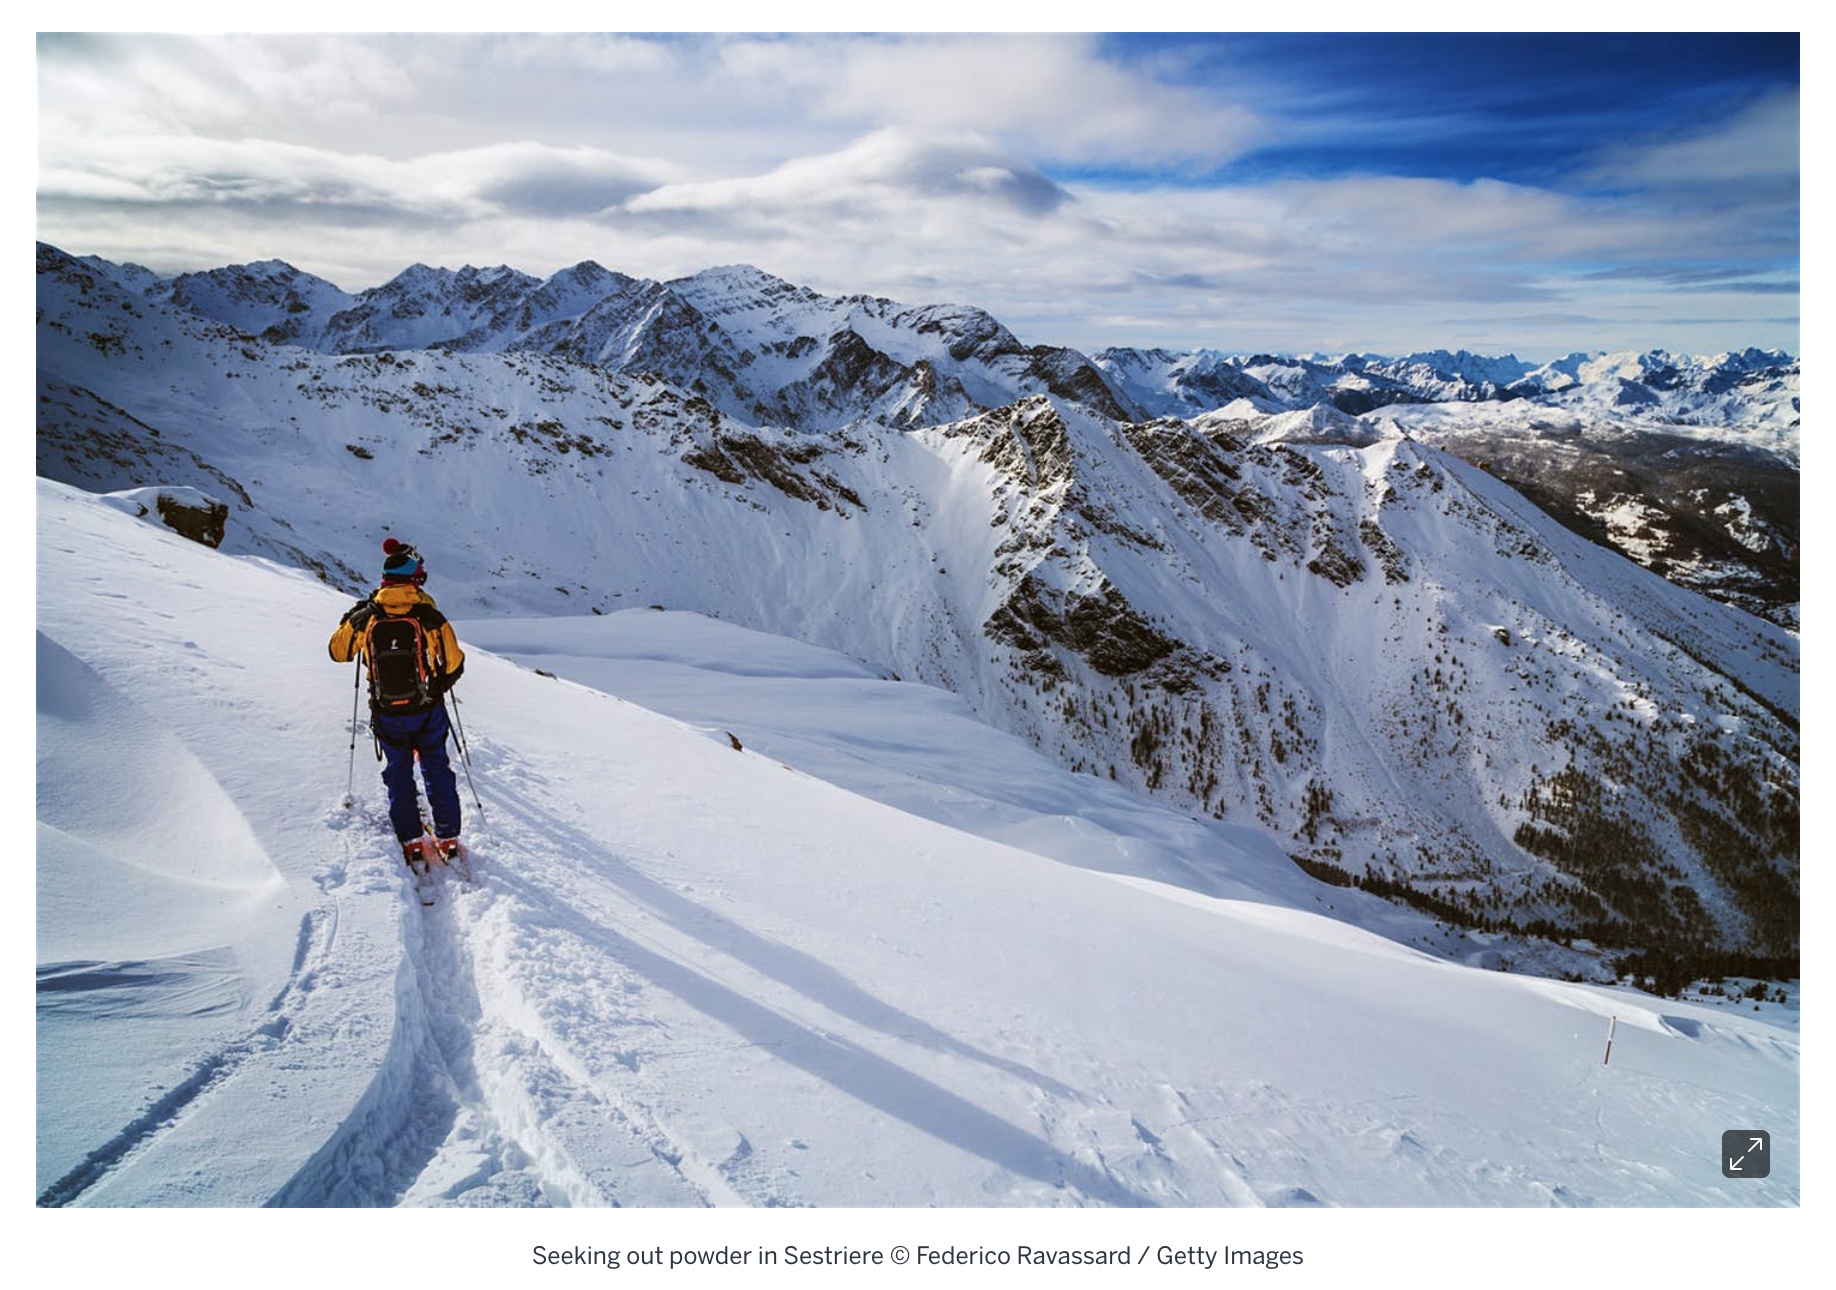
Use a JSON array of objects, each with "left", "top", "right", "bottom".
[{"left": 36, "top": 33, "right": 1799, "bottom": 357}]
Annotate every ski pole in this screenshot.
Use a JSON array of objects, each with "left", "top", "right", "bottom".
[
  {"left": 344, "top": 658, "right": 363, "bottom": 808},
  {"left": 446, "top": 689, "right": 486, "bottom": 826}
]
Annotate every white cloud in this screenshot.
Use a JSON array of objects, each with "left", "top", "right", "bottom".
[
  {"left": 718, "top": 33, "right": 1264, "bottom": 168},
  {"left": 489, "top": 32, "right": 681, "bottom": 78},
  {"left": 624, "top": 129, "right": 1069, "bottom": 223},
  {"left": 38, "top": 131, "right": 678, "bottom": 223},
  {"left": 37, "top": 35, "right": 415, "bottom": 139},
  {"left": 1582, "top": 88, "right": 1800, "bottom": 194},
  {"left": 425, "top": 143, "right": 683, "bottom": 216}
]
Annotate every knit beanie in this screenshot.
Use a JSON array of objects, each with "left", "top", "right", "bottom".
[{"left": 381, "top": 537, "right": 425, "bottom": 584}]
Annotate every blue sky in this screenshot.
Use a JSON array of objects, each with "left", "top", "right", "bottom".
[
  {"left": 34, "top": 30, "right": 1800, "bottom": 358},
  {"left": 1092, "top": 34, "right": 1797, "bottom": 187}
]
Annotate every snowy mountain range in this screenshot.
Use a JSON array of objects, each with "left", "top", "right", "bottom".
[
  {"left": 36, "top": 240, "right": 1799, "bottom": 1209},
  {"left": 94, "top": 246, "right": 1803, "bottom": 627},
  {"left": 117, "top": 249, "right": 1801, "bottom": 439}
]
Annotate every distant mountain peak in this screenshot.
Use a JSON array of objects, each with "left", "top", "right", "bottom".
[{"left": 671, "top": 262, "right": 802, "bottom": 298}]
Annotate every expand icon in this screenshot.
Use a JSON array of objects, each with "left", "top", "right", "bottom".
[{"left": 1722, "top": 1130, "right": 1771, "bottom": 1179}]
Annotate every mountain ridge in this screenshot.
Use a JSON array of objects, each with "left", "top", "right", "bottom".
[
  {"left": 88, "top": 244, "right": 1800, "bottom": 440},
  {"left": 83, "top": 245, "right": 1799, "bottom": 624}
]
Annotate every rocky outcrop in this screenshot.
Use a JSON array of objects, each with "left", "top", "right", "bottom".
[{"left": 99, "top": 486, "right": 229, "bottom": 548}]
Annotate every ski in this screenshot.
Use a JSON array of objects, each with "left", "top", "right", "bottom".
[
  {"left": 406, "top": 839, "right": 441, "bottom": 906},
  {"left": 444, "top": 840, "right": 478, "bottom": 886},
  {"left": 347, "top": 801, "right": 476, "bottom": 907},
  {"left": 407, "top": 835, "right": 479, "bottom": 905}
]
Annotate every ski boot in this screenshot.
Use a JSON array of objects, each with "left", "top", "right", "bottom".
[{"left": 403, "top": 838, "right": 438, "bottom": 905}]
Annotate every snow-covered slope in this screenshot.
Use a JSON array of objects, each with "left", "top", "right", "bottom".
[
  {"left": 1095, "top": 346, "right": 1799, "bottom": 626},
  {"left": 36, "top": 479, "right": 1799, "bottom": 1210},
  {"left": 1375, "top": 400, "right": 1798, "bottom": 625},
  {"left": 34, "top": 243, "right": 1800, "bottom": 986}
]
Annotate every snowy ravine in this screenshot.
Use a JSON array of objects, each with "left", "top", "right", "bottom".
[{"left": 36, "top": 479, "right": 1797, "bottom": 1209}]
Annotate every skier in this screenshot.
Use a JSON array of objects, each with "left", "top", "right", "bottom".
[{"left": 329, "top": 538, "right": 467, "bottom": 874}]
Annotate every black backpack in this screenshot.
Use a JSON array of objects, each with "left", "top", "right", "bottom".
[{"left": 364, "top": 612, "right": 436, "bottom": 712}]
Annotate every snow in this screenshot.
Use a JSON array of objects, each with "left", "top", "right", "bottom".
[
  {"left": 461, "top": 609, "right": 1300, "bottom": 904},
  {"left": 30, "top": 478, "right": 1805, "bottom": 1277},
  {"left": 38, "top": 632, "right": 282, "bottom": 958},
  {"left": 27, "top": 244, "right": 1810, "bottom": 1277}
]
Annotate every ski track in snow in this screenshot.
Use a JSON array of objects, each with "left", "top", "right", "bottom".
[
  {"left": 273, "top": 785, "right": 786, "bottom": 1208},
  {"left": 265, "top": 802, "right": 692, "bottom": 1208},
  {"left": 296, "top": 730, "right": 1790, "bottom": 1211},
  {"left": 300, "top": 734, "right": 1169, "bottom": 1209},
  {"left": 40, "top": 681, "right": 1801, "bottom": 1208},
  {"left": 38, "top": 901, "right": 339, "bottom": 1207},
  {"left": 351, "top": 740, "right": 1108, "bottom": 1209}
]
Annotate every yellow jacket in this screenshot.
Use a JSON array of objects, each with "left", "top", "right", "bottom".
[{"left": 329, "top": 585, "right": 465, "bottom": 705}]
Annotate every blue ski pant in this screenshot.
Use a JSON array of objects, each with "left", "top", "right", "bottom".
[{"left": 373, "top": 705, "right": 461, "bottom": 844}]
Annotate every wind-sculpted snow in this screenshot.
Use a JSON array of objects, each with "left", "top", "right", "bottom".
[{"left": 37, "top": 633, "right": 280, "bottom": 904}]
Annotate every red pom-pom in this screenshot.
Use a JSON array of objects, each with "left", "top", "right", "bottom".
[{"left": 382, "top": 537, "right": 403, "bottom": 555}]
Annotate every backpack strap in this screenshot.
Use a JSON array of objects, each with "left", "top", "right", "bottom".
[{"left": 407, "top": 602, "right": 442, "bottom": 671}]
